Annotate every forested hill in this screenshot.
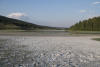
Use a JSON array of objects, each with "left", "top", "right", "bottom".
[
  {"left": 0, "top": 15, "right": 60, "bottom": 30},
  {"left": 70, "top": 16, "right": 100, "bottom": 31}
]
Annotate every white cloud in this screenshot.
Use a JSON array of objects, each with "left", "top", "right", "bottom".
[
  {"left": 92, "top": 1, "right": 100, "bottom": 5},
  {"left": 80, "top": 10, "right": 87, "bottom": 13},
  {"left": 7, "top": 12, "right": 26, "bottom": 19}
]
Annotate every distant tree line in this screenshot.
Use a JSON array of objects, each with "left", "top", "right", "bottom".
[
  {"left": 0, "top": 15, "right": 62, "bottom": 30},
  {"left": 70, "top": 16, "right": 100, "bottom": 31}
]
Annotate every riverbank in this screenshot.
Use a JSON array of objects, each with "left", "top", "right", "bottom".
[{"left": 69, "top": 31, "right": 100, "bottom": 34}]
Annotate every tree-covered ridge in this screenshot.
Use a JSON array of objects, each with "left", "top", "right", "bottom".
[
  {"left": 70, "top": 16, "right": 100, "bottom": 31},
  {"left": 0, "top": 15, "right": 59, "bottom": 30}
]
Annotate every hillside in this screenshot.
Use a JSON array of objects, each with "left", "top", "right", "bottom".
[
  {"left": 0, "top": 15, "right": 60, "bottom": 30},
  {"left": 70, "top": 16, "right": 100, "bottom": 31}
]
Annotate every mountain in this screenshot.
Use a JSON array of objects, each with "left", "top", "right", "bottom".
[
  {"left": 70, "top": 16, "right": 100, "bottom": 31},
  {"left": 0, "top": 15, "right": 60, "bottom": 30}
]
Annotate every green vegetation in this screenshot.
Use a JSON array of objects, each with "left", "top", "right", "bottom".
[
  {"left": 70, "top": 16, "right": 100, "bottom": 31},
  {"left": 0, "top": 15, "right": 62, "bottom": 30},
  {"left": 69, "top": 31, "right": 100, "bottom": 34},
  {"left": 92, "top": 38, "right": 100, "bottom": 41}
]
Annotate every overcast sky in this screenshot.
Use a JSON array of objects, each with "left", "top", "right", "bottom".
[{"left": 0, "top": 0, "right": 100, "bottom": 27}]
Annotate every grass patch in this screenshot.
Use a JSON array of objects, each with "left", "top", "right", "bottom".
[
  {"left": 92, "top": 38, "right": 100, "bottom": 41},
  {"left": 69, "top": 31, "right": 100, "bottom": 34}
]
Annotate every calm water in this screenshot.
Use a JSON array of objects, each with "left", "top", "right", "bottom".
[{"left": 0, "top": 30, "right": 69, "bottom": 36}]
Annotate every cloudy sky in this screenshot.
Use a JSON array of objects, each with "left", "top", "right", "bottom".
[{"left": 0, "top": 0, "right": 100, "bottom": 27}]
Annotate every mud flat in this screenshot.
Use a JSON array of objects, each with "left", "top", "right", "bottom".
[{"left": 0, "top": 33, "right": 100, "bottom": 67}]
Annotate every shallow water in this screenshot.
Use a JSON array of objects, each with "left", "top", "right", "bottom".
[{"left": 0, "top": 32, "right": 100, "bottom": 67}]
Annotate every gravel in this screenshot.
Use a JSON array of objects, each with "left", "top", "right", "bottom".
[{"left": 0, "top": 35, "right": 100, "bottom": 67}]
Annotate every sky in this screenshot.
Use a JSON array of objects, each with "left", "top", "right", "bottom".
[{"left": 0, "top": 0, "right": 100, "bottom": 27}]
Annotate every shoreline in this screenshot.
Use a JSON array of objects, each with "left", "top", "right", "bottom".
[{"left": 0, "top": 31, "right": 100, "bottom": 37}]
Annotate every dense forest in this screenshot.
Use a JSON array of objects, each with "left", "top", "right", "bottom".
[
  {"left": 70, "top": 16, "right": 100, "bottom": 31},
  {"left": 0, "top": 15, "right": 61, "bottom": 30}
]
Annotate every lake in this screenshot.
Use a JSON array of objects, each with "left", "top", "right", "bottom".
[{"left": 0, "top": 30, "right": 69, "bottom": 36}]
